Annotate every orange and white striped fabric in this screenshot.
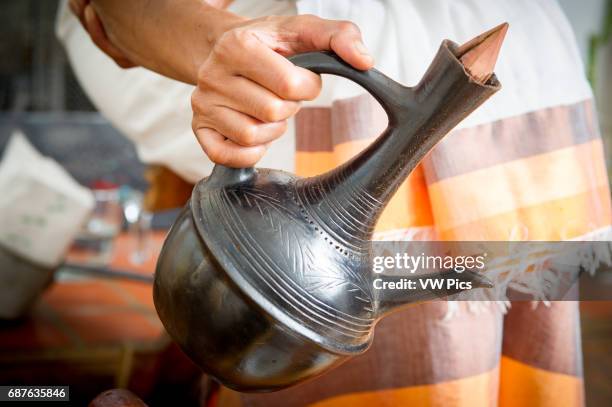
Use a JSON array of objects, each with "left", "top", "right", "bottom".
[
  {"left": 226, "top": 98, "right": 609, "bottom": 407},
  {"left": 295, "top": 97, "right": 610, "bottom": 242}
]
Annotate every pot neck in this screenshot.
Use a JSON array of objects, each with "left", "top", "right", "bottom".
[{"left": 297, "top": 41, "right": 500, "bottom": 247}]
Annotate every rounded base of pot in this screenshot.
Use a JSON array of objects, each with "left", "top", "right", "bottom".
[{"left": 154, "top": 205, "right": 351, "bottom": 391}]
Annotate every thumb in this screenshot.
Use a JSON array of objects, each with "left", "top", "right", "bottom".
[{"left": 283, "top": 15, "right": 374, "bottom": 70}]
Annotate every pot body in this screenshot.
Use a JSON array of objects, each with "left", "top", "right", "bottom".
[{"left": 154, "top": 205, "right": 348, "bottom": 391}]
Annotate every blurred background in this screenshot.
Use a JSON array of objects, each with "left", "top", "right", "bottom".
[{"left": 0, "top": 0, "right": 610, "bottom": 406}]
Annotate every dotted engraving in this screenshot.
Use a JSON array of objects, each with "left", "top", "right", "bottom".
[
  {"left": 296, "top": 170, "right": 384, "bottom": 254},
  {"left": 200, "top": 185, "right": 376, "bottom": 337}
]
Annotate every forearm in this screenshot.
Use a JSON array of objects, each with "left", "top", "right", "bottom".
[
  {"left": 90, "top": 0, "right": 244, "bottom": 83},
  {"left": 74, "top": 0, "right": 373, "bottom": 168}
]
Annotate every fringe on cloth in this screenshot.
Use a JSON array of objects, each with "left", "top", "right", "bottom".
[{"left": 373, "top": 225, "right": 612, "bottom": 318}]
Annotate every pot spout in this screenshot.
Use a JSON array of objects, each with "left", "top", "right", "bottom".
[{"left": 295, "top": 24, "right": 507, "bottom": 248}]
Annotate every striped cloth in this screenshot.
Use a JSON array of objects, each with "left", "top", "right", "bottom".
[
  {"left": 295, "top": 97, "right": 609, "bottom": 242},
  {"left": 229, "top": 99, "right": 604, "bottom": 407},
  {"left": 224, "top": 98, "right": 609, "bottom": 407}
]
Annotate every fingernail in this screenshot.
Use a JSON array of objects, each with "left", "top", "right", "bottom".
[{"left": 353, "top": 41, "right": 370, "bottom": 56}]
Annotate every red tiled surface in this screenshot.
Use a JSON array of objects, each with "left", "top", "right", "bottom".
[
  {"left": 58, "top": 305, "right": 162, "bottom": 345},
  {"left": 43, "top": 281, "right": 129, "bottom": 310},
  {"left": 0, "top": 229, "right": 170, "bottom": 402},
  {"left": 0, "top": 231, "right": 175, "bottom": 404},
  {"left": 117, "top": 280, "right": 156, "bottom": 309},
  {"left": 0, "top": 232, "right": 167, "bottom": 351},
  {"left": 0, "top": 228, "right": 206, "bottom": 404}
]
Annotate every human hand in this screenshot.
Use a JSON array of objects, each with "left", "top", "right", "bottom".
[{"left": 191, "top": 15, "right": 374, "bottom": 167}]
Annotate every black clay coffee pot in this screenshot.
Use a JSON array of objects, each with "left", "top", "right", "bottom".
[{"left": 154, "top": 26, "right": 505, "bottom": 392}]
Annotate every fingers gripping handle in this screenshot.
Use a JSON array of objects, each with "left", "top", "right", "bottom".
[{"left": 209, "top": 51, "right": 407, "bottom": 186}]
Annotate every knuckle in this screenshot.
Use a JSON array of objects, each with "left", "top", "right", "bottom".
[
  {"left": 212, "top": 29, "right": 258, "bottom": 64},
  {"left": 215, "top": 30, "right": 234, "bottom": 48},
  {"left": 204, "top": 144, "right": 225, "bottom": 164},
  {"left": 237, "top": 32, "right": 259, "bottom": 51},
  {"left": 261, "top": 100, "right": 286, "bottom": 122},
  {"left": 196, "top": 63, "right": 217, "bottom": 88},
  {"left": 278, "top": 73, "right": 302, "bottom": 99},
  {"left": 191, "top": 115, "right": 199, "bottom": 133},
  {"left": 211, "top": 32, "right": 236, "bottom": 60},
  {"left": 337, "top": 20, "right": 360, "bottom": 35},
  {"left": 190, "top": 92, "right": 212, "bottom": 117},
  {"left": 237, "top": 125, "right": 259, "bottom": 147},
  {"left": 190, "top": 92, "right": 200, "bottom": 112},
  {"left": 226, "top": 29, "right": 257, "bottom": 49},
  {"left": 209, "top": 41, "right": 227, "bottom": 62},
  {"left": 192, "top": 118, "right": 207, "bottom": 135}
]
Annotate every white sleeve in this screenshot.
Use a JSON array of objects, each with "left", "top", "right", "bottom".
[{"left": 55, "top": 0, "right": 213, "bottom": 183}]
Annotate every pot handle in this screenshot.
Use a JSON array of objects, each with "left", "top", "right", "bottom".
[
  {"left": 208, "top": 51, "right": 406, "bottom": 187},
  {"left": 289, "top": 51, "right": 406, "bottom": 122}
]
